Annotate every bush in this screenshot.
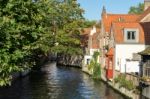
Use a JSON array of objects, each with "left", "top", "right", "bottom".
[
  {"left": 93, "top": 63, "right": 101, "bottom": 79},
  {"left": 114, "top": 77, "right": 119, "bottom": 83},
  {"left": 88, "top": 51, "right": 101, "bottom": 79},
  {"left": 126, "top": 80, "right": 135, "bottom": 91},
  {"left": 114, "top": 74, "right": 135, "bottom": 91}
]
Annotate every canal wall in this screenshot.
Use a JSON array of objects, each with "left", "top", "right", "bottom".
[
  {"left": 82, "top": 68, "right": 140, "bottom": 99},
  {"left": 57, "top": 54, "right": 83, "bottom": 68},
  {"left": 108, "top": 82, "right": 140, "bottom": 99},
  {"left": 82, "top": 65, "right": 92, "bottom": 75},
  {"left": 142, "top": 85, "right": 150, "bottom": 99}
]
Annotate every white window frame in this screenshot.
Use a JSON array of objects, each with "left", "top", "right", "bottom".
[{"left": 124, "top": 28, "right": 139, "bottom": 43}]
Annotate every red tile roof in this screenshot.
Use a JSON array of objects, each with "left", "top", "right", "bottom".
[
  {"left": 112, "top": 22, "right": 145, "bottom": 44},
  {"left": 102, "top": 14, "right": 140, "bottom": 33},
  {"left": 102, "top": 6, "right": 150, "bottom": 45},
  {"left": 80, "top": 28, "right": 101, "bottom": 48}
]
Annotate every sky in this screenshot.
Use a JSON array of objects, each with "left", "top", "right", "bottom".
[{"left": 77, "top": 0, "right": 143, "bottom": 21}]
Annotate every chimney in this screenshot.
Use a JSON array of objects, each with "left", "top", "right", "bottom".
[{"left": 144, "top": 0, "right": 150, "bottom": 10}]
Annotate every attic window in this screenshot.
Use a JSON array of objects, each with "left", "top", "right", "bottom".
[
  {"left": 127, "top": 31, "right": 136, "bottom": 40},
  {"left": 124, "top": 29, "right": 139, "bottom": 43}
]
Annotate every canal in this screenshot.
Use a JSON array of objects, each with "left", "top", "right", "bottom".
[{"left": 0, "top": 62, "right": 127, "bottom": 99}]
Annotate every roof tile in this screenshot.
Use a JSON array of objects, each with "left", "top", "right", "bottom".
[
  {"left": 112, "top": 22, "right": 145, "bottom": 44},
  {"left": 102, "top": 14, "right": 140, "bottom": 33}
]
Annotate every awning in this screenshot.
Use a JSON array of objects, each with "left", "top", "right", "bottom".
[
  {"left": 106, "top": 47, "right": 114, "bottom": 56},
  {"left": 139, "top": 47, "right": 150, "bottom": 55}
]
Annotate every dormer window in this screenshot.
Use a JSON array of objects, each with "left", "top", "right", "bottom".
[
  {"left": 124, "top": 29, "right": 139, "bottom": 43},
  {"left": 127, "top": 31, "right": 136, "bottom": 40}
]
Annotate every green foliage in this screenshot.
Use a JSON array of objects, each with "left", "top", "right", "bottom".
[
  {"left": 49, "top": 0, "right": 84, "bottom": 55},
  {"left": 128, "top": 3, "right": 144, "bottom": 14},
  {"left": 114, "top": 74, "right": 135, "bottom": 91},
  {"left": 88, "top": 59, "right": 94, "bottom": 71},
  {"left": 88, "top": 51, "right": 101, "bottom": 79},
  {"left": 81, "top": 20, "right": 96, "bottom": 28},
  {"left": 93, "top": 63, "right": 101, "bottom": 79},
  {"left": 114, "top": 76, "right": 120, "bottom": 83},
  {"left": 81, "top": 20, "right": 101, "bottom": 28},
  {"left": 0, "top": 0, "right": 84, "bottom": 86}
]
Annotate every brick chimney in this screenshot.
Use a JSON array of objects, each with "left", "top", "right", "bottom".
[{"left": 144, "top": 0, "right": 150, "bottom": 10}]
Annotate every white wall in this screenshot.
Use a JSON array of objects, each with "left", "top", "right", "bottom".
[
  {"left": 115, "top": 44, "right": 146, "bottom": 73},
  {"left": 143, "top": 86, "right": 150, "bottom": 99},
  {"left": 84, "top": 55, "right": 92, "bottom": 66},
  {"left": 126, "top": 61, "right": 140, "bottom": 73}
]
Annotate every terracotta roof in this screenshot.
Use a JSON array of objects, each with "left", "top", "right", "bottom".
[
  {"left": 106, "top": 47, "right": 114, "bottom": 56},
  {"left": 102, "top": 14, "right": 140, "bottom": 33},
  {"left": 137, "top": 6, "right": 150, "bottom": 22},
  {"left": 81, "top": 28, "right": 101, "bottom": 48},
  {"left": 112, "top": 22, "right": 145, "bottom": 44}
]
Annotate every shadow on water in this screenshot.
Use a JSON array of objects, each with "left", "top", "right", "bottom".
[{"left": 0, "top": 62, "right": 128, "bottom": 99}]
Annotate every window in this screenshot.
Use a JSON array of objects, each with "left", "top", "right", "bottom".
[
  {"left": 124, "top": 29, "right": 139, "bottom": 43},
  {"left": 144, "top": 67, "right": 150, "bottom": 77},
  {"left": 127, "top": 31, "right": 136, "bottom": 40},
  {"left": 87, "top": 59, "right": 90, "bottom": 65},
  {"left": 144, "top": 60, "right": 150, "bottom": 77}
]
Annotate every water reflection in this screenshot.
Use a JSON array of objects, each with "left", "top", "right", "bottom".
[{"left": 0, "top": 62, "right": 126, "bottom": 99}]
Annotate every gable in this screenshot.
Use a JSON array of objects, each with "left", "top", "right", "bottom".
[
  {"left": 112, "top": 22, "right": 145, "bottom": 44},
  {"left": 141, "top": 13, "right": 150, "bottom": 22},
  {"left": 138, "top": 7, "right": 150, "bottom": 22}
]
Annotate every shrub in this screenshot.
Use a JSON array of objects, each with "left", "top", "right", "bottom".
[
  {"left": 126, "top": 80, "right": 135, "bottom": 91},
  {"left": 114, "top": 74, "right": 135, "bottom": 91},
  {"left": 93, "top": 63, "right": 101, "bottom": 79},
  {"left": 114, "top": 77, "right": 120, "bottom": 83},
  {"left": 88, "top": 51, "right": 101, "bottom": 79}
]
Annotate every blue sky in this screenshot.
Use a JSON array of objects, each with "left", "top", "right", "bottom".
[{"left": 77, "top": 0, "right": 143, "bottom": 21}]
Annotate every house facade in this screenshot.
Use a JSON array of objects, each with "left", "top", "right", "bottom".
[
  {"left": 139, "top": 47, "right": 150, "bottom": 99},
  {"left": 100, "top": 0, "right": 150, "bottom": 81},
  {"left": 82, "top": 26, "right": 100, "bottom": 73},
  {"left": 112, "top": 22, "right": 147, "bottom": 74}
]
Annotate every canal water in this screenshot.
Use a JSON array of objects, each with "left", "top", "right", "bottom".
[{"left": 0, "top": 62, "right": 127, "bottom": 99}]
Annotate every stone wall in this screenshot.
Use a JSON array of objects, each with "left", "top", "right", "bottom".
[
  {"left": 57, "top": 54, "right": 83, "bottom": 67},
  {"left": 126, "top": 73, "right": 139, "bottom": 86},
  {"left": 109, "top": 82, "right": 140, "bottom": 99}
]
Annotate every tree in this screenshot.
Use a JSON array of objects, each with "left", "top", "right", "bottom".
[
  {"left": 49, "top": 0, "right": 84, "bottom": 55},
  {"left": 81, "top": 20, "right": 96, "bottom": 28},
  {"left": 0, "top": 0, "right": 52, "bottom": 86},
  {"left": 128, "top": 3, "right": 144, "bottom": 14},
  {"left": 0, "top": 0, "right": 84, "bottom": 86}
]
